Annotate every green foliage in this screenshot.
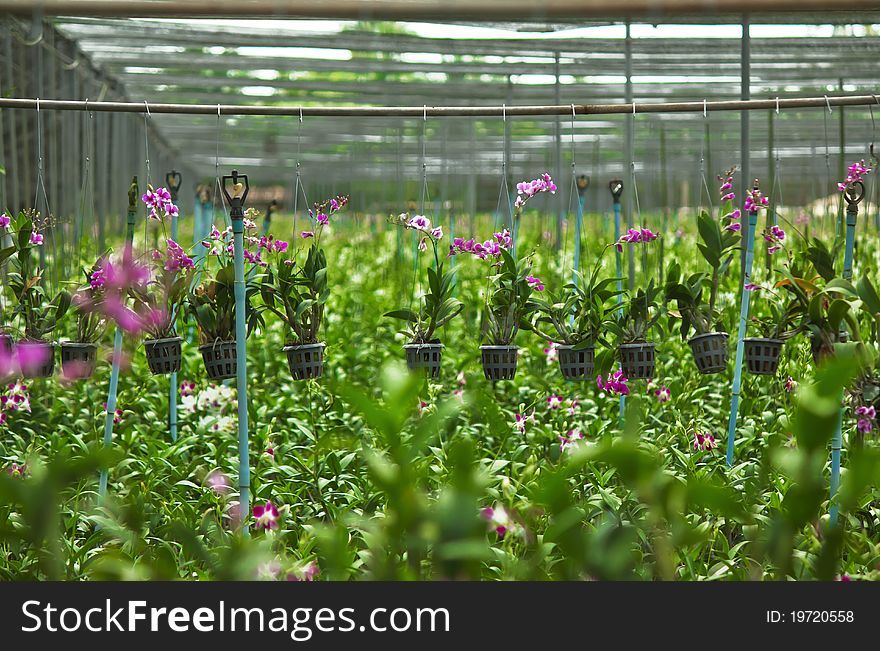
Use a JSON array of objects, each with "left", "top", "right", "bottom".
[
  {"left": 260, "top": 244, "right": 328, "bottom": 345},
  {"left": 529, "top": 263, "right": 620, "bottom": 347},
  {"left": 2, "top": 210, "right": 71, "bottom": 340},
  {"left": 665, "top": 209, "right": 739, "bottom": 339},
  {"left": 385, "top": 260, "right": 462, "bottom": 344},
  {"left": 187, "top": 262, "right": 261, "bottom": 344},
  {"left": 607, "top": 278, "right": 664, "bottom": 344},
  {"left": 481, "top": 249, "right": 538, "bottom": 345},
  {"left": 3, "top": 206, "right": 880, "bottom": 584}
]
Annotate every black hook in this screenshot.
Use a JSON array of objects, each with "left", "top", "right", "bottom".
[
  {"left": 609, "top": 178, "right": 624, "bottom": 202},
  {"left": 221, "top": 169, "right": 249, "bottom": 219},
  {"left": 165, "top": 169, "right": 182, "bottom": 201}
]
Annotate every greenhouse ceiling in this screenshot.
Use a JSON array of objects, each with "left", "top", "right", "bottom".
[{"left": 3, "top": 4, "right": 880, "bottom": 212}]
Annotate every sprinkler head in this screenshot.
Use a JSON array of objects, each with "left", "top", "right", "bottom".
[
  {"left": 222, "top": 169, "right": 249, "bottom": 219},
  {"left": 609, "top": 178, "right": 624, "bottom": 201},
  {"left": 165, "top": 170, "right": 182, "bottom": 201},
  {"left": 844, "top": 180, "right": 865, "bottom": 208}
]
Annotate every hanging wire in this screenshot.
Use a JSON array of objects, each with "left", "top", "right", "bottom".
[
  {"left": 292, "top": 107, "right": 311, "bottom": 240},
  {"left": 77, "top": 98, "right": 95, "bottom": 257},
  {"left": 560, "top": 103, "right": 577, "bottom": 279},
  {"left": 629, "top": 101, "right": 649, "bottom": 317},
  {"left": 822, "top": 95, "right": 833, "bottom": 227},
  {"left": 697, "top": 99, "right": 714, "bottom": 211},
  {"left": 143, "top": 100, "right": 152, "bottom": 245},
  {"left": 212, "top": 105, "right": 230, "bottom": 228},
  {"left": 419, "top": 111, "right": 432, "bottom": 216},
  {"left": 494, "top": 103, "right": 514, "bottom": 236},
  {"left": 33, "top": 98, "right": 51, "bottom": 218},
  {"left": 485, "top": 106, "right": 514, "bottom": 320},
  {"left": 771, "top": 99, "right": 784, "bottom": 212},
  {"left": 34, "top": 96, "right": 56, "bottom": 291},
  {"left": 868, "top": 96, "right": 880, "bottom": 232},
  {"left": 408, "top": 108, "right": 431, "bottom": 317}
]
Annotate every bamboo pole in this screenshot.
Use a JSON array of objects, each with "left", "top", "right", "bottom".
[
  {"left": 4, "top": 0, "right": 878, "bottom": 19},
  {"left": 2, "top": 95, "right": 880, "bottom": 117}
]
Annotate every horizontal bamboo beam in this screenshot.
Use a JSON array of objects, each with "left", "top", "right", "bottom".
[
  {"left": 4, "top": 0, "right": 880, "bottom": 19},
  {"left": 1, "top": 93, "right": 879, "bottom": 117}
]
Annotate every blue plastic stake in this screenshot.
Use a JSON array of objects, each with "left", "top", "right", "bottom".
[
  {"left": 222, "top": 170, "right": 251, "bottom": 534},
  {"left": 726, "top": 182, "right": 760, "bottom": 466},
  {"left": 99, "top": 177, "right": 139, "bottom": 502},
  {"left": 610, "top": 180, "right": 625, "bottom": 424},
  {"left": 830, "top": 185, "right": 861, "bottom": 525},
  {"left": 166, "top": 171, "right": 182, "bottom": 443}
]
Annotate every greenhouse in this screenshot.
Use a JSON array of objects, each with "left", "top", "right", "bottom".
[{"left": 1, "top": 0, "right": 880, "bottom": 611}]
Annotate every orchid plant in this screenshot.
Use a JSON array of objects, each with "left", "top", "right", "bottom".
[
  {"left": 528, "top": 253, "right": 621, "bottom": 349},
  {"left": 187, "top": 222, "right": 267, "bottom": 345},
  {"left": 744, "top": 284, "right": 804, "bottom": 341},
  {"left": 68, "top": 260, "right": 110, "bottom": 344},
  {"left": 0, "top": 210, "right": 71, "bottom": 342},
  {"left": 607, "top": 279, "right": 664, "bottom": 345},
  {"left": 258, "top": 195, "right": 348, "bottom": 346},
  {"left": 603, "top": 221, "right": 661, "bottom": 345},
  {"left": 384, "top": 213, "right": 463, "bottom": 345},
  {"left": 127, "top": 188, "right": 195, "bottom": 340},
  {"left": 772, "top": 162, "right": 873, "bottom": 362},
  {"left": 450, "top": 173, "right": 556, "bottom": 346},
  {"left": 665, "top": 168, "right": 742, "bottom": 339}
]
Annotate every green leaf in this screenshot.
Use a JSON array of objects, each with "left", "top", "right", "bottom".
[{"left": 384, "top": 309, "right": 419, "bottom": 323}]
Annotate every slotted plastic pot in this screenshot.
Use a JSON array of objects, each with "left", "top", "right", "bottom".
[
  {"left": 480, "top": 345, "right": 518, "bottom": 381},
  {"left": 284, "top": 342, "right": 325, "bottom": 380},
  {"left": 404, "top": 343, "right": 443, "bottom": 379},
  {"left": 144, "top": 336, "right": 182, "bottom": 375},
  {"left": 60, "top": 342, "right": 98, "bottom": 380},
  {"left": 744, "top": 337, "right": 783, "bottom": 375},
  {"left": 19, "top": 340, "right": 55, "bottom": 379},
  {"left": 688, "top": 332, "right": 729, "bottom": 375},
  {"left": 199, "top": 340, "right": 237, "bottom": 380},
  {"left": 557, "top": 344, "right": 595, "bottom": 381},
  {"left": 619, "top": 343, "right": 656, "bottom": 380}
]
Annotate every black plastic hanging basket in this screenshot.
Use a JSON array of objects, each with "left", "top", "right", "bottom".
[
  {"left": 744, "top": 337, "right": 783, "bottom": 375},
  {"left": 557, "top": 344, "right": 595, "bottom": 381},
  {"left": 619, "top": 343, "right": 656, "bottom": 380},
  {"left": 688, "top": 332, "right": 729, "bottom": 375},
  {"left": 284, "top": 342, "right": 325, "bottom": 380},
  {"left": 144, "top": 336, "right": 183, "bottom": 375},
  {"left": 19, "top": 340, "right": 55, "bottom": 379},
  {"left": 60, "top": 342, "right": 98, "bottom": 380},
  {"left": 404, "top": 343, "right": 443, "bottom": 379},
  {"left": 199, "top": 340, "right": 237, "bottom": 381},
  {"left": 480, "top": 345, "right": 518, "bottom": 381}
]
